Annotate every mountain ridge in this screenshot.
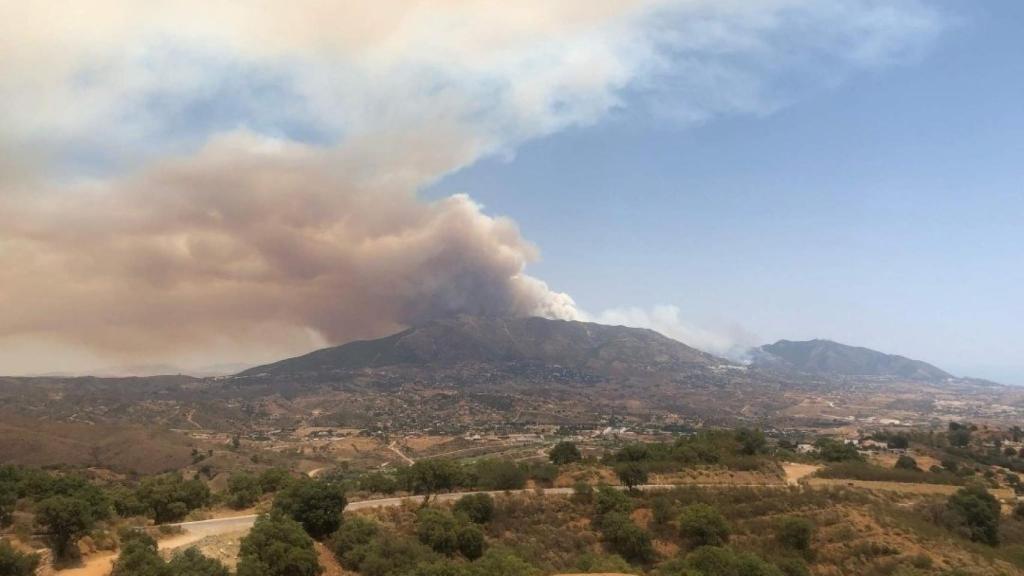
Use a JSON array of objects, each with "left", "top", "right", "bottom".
[
  {"left": 238, "top": 315, "right": 722, "bottom": 377},
  {"left": 753, "top": 338, "right": 953, "bottom": 382}
]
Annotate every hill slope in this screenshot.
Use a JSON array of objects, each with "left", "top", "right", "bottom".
[
  {"left": 754, "top": 339, "right": 952, "bottom": 381},
  {"left": 239, "top": 315, "right": 720, "bottom": 377}
]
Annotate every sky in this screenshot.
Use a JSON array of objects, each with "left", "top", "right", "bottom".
[{"left": 0, "top": 1, "right": 1020, "bottom": 383}]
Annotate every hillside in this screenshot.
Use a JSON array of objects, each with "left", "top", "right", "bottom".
[
  {"left": 754, "top": 339, "right": 952, "bottom": 381},
  {"left": 239, "top": 315, "right": 720, "bottom": 377}
]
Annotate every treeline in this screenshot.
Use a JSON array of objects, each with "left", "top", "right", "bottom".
[{"left": 356, "top": 458, "right": 560, "bottom": 497}]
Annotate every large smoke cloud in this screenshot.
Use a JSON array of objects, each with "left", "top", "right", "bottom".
[
  {"left": 0, "top": 1, "right": 944, "bottom": 373},
  {"left": 0, "top": 134, "right": 578, "bottom": 363}
]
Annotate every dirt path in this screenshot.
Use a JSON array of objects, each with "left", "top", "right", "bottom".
[
  {"left": 56, "top": 553, "right": 116, "bottom": 576},
  {"left": 781, "top": 462, "right": 821, "bottom": 485},
  {"left": 387, "top": 441, "right": 415, "bottom": 465}
]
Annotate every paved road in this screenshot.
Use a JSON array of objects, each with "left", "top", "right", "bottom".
[{"left": 168, "top": 483, "right": 785, "bottom": 540}]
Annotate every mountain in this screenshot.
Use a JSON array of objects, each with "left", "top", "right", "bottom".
[
  {"left": 239, "top": 315, "right": 720, "bottom": 377},
  {"left": 753, "top": 339, "right": 952, "bottom": 381}
]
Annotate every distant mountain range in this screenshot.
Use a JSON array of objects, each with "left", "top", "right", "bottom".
[
  {"left": 752, "top": 339, "right": 953, "bottom": 382},
  {"left": 240, "top": 315, "right": 719, "bottom": 377}
]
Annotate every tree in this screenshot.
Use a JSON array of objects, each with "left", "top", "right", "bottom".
[
  {"left": 136, "top": 474, "right": 210, "bottom": 524},
  {"left": 736, "top": 428, "right": 767, "bottom": 455},
  {"left": 571, "top": 481, "right": 593, "bottom": 504},
  {"left": 258, "top": 468, "right": 293, "bottom": 494},
  {"left": 776, "top": 517, "right": 814, "bottom": 552},
  {"left": 348, "top": 532, "right": 438, "bottom": 576},
  {"left": 36, "top": 495, "right": 94, "bottom": 560},
  {"left": 237, "top": 513, "right": 322, "bottom": 576},
  {"left": 330, "top": 516, "right": 379, "bottom": 569},
  {"left": 894, "top": 455, "right": 920, "bottom": 471},
  {"left": 456, "top": 524, "right": 486, "bottom": 560},
  {"left": 474, "top": 460, "right": 526, "bottom": 491},
  {"left": 814, "top": 438, "right": 862, "bottom": 462},
  {"left": 358, "top": 472, "right": 398, "bottom": 495},
  {"left": 111, "top": 533, "right": 165, "bottom": 576},
  {"left": 0, "top": 484, "right": 14, "bottom": 528},
  {"left": 679, "top": 503, "right": 731, "bottom": 547},
  {"left": 0, "top": 540, "right": 40, "bottom": 576},
  {"left": 615, "top": 462, "right": 648, "bottom": 492},
  {"left": 228, "top": 473, "right": 263, "bottom": 509},
  {"left": 947, "top": 485, "right": 1000, "bottom": 545},
  {"left": 453, "top": 493, "right": 495, "bottom": 524},
  {"left": 403, "top": 460, "right": 461, "bottom": 504},
  {"left": 273, "top": 478, "right": 347, "bottom": 540},
  {"left": 651, "top": 495, "right": 675, "bottom": 527},
  {"left": 416, "top": 509, "right": 460, "bottom": 556},
  {"left": 948, "top": 423, "right": 972, "bottom": 448},
  {"left": 549, "top": 442, "right": 582, "bottom": 465}
]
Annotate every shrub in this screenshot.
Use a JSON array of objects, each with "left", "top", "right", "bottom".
[
  {"left": 454, "top": 493, "right": 495, "bottom": 524},
  {"left": 684, "top": 546, "right": 784, "bottom": 576},
  {"left": 599, "top": 512, "right": 654, "bottom": 563},
  {"left": 0, "top": 540, "right": 39, "bottom": 576},
  {"left": 594, "top": 486, "right": 631, "bottom": 518},
  {"left": 615, "top": 462, "right": 648, "bottom": 491},
  {"left": 258, "top": 468, "right": 293, "bottom": 494},
  {"left": 895, "top": 455, "right": 920, "bottom": 471},
  {"left": 273, "top": 478, "right": 347, "bottom": 540},
  {"left": 776, "top": 517, "right": 814, "bottom": 552},
  {"left": 358, "top": 472, "right": 398, "bottom": 495},
  {"left": 416, "top": 509, "right": 460, "bottom": 556},
  {"left": 166, "top": 548, "right": 231, "bottom": 576},
  {"left": 571, "top": 481, "right": 593, "bottom": 504},
  {"left": 946, "top": 484, "right": 1000, "bottom": 545},
  {"left": 678, "top": 503, "right": 730, "bottom": 547},
  {"left": 456, "top": 524, "right": 486, "bottom": 560},
  {"left": 136, "top": 474, "right": 210, "bottom": 524},
  {"left": 475, "top": 460, "right": 527, "bottom": 491}
]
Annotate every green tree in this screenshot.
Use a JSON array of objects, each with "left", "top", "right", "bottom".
[
  {"left": 814, "top": 438, "right": 862, "bottom": 462},
  {"left": 36, "top": 495, "right": 94, "bottom": 560},
  {"left": 111, "top": 532, "right": 165, "bottom": 576},
  {"left": 947, "top": 484, "right": 1000, "bottom": 545},
  {"left": 453, "top": 493, "right": 495, "bottom": 524},
  {"left": 350, "top": 532, "right": 438, "bottom": 576},
  {"left": 736, "top": 428, "right": 767, "bottom": 455},
  {"left": 330, "top": 516, "right": 379, "bottom": 569},
  {"left": 237, "top": 513, "right": 322, "bottom": 576},
  {"left": 416, "top": 509, "right": 460, "bottom": 555},
  {"left": 136, "top": 474, "right": 210, "bottom": 524},
  {"left": 679, "top": 503, "right": 731, "bottom": 547},
  {"left": 948, "top": 422, "right": 972, "bottom": 448},
  {"left": 651, "top": 495, "right": 676, "bottom": 527},
  {"left": 615, "top": 462, "right": 648, "bottom": 492},
  {"left": 358, "top": 472, "right": 398, "bottom": 495},
  {"left": 456, "top": 524, "right": 486, "bottom": 560},
  {"left": 258, "top": 468, "right": 293, "bottom": 494},
  {"left": 776, "top": 517, "right": 814, "bottom": 552},
  {"left": 403, "top": 460, "right": 461, "bottom": 504},
  {"left": 273, "top": 478, "right": 346, "bottom": 540},
  {"left": 228, "top": 472, "right": 262, "bottom": 509},
  {"left": 0, "top": 540, "right": 40, "bottom": 576},
  {"left": 549, "top": 442, "right": 582, "bottom": 465},
  {"left": 474, "top": 460, "right": 526, "bottom": 491}
]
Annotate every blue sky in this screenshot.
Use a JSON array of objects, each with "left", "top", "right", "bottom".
[
  {"left": 430, "top": 0, "right": 1024, "bottom": 383},
  {"left": 0, "top": 1, "right": 1019, "bottom": 380}
]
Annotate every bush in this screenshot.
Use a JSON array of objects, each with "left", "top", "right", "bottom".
[
  {"left": 273, "top": 478, "right": 347, "bottom": 540},
  {"left": 167, "top": 548, "right": 232, "bottom": 576},
  {"left": 599, "top": 512, "right": 654, "bottom": 563},
  {"left": 679, "top": 503, "right": 730, "bottom": 547},
  {"left": 456, "top": 524, "right": 486, "bottom": 560},
  {"left": 549, "top": 442, "right": 582, "bottom": 465},
  {"left": 894, "top": 455, "right": 920, "bottom": 471},
  {"left": 651, "top": 494, "right": 676, "bottom": 526},
  {"left": 946, "top": 484, "right": 1000, "bottom": 545},
  {"left": 237, "top": 513, "right": 322, "bottom": 576},
  {"left": 594, "top": 486, "right": 631, "bottom": 518},
  {"left": 454, "top": 493, "right": 495, "bottom": 524},
  {"left": 684, "top": 546, "right": 784, "bottom": 576},
  {"left": 571, "top": 481, "right": 593, "bottom": 504},
  {"left": 416, "top": 509, "right": 460, "bottom": 556},
  {"left": 474, "top": 460, "right": 527, "bottom": 491},
  {"left": 0, "top": 540, "right": 40, "bottom": 576},
  {"left": 349, "top": 532, "right": 438, "bottom": 576},
  {"left": 467, "top": 549, "right": 538, "bottom": 576},
  {"left": 776, "top": 517, "right": 814, "bottom": 552}
]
